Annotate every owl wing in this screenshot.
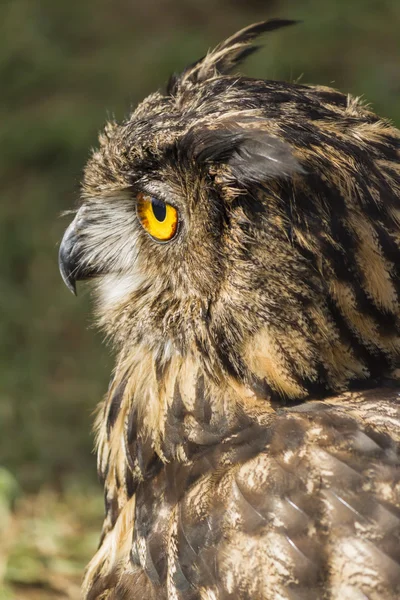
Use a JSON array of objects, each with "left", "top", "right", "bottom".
[{"left": 84, "top": 387, "right": 400, "bottom": 599}]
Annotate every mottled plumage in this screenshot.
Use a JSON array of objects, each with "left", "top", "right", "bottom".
[{"left": 59, "top": 20, "right": 400, "bottom": 599}]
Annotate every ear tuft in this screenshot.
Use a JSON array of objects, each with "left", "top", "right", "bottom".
[{"left": 167, "top": 19, "right": 299, "bottom": 95}]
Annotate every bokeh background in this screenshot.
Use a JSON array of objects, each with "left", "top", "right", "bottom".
[{"left": 1, "top": 0, "right": 399, "bottom": 597}]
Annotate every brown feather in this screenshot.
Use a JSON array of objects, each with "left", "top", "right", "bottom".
[{"left": 58, "top": 20, "right": 400, "bottom": 599}]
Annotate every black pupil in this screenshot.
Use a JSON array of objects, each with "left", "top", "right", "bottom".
[{"left": 151, "top": 198, "right": 166, "bottom": 222}]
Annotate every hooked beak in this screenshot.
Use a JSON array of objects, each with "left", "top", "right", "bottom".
[{"left": 59, "top": 212, "right": 90, "bottom": 295}]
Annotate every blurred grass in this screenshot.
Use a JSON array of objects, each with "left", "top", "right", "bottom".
[
  {"left": 0, "top": 478, "right": 102, "bottom": 599},
  {"left": 1, "top": 0, "right": 399, "bottom": 595}
]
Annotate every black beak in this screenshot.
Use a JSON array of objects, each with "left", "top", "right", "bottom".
[{"left": 59, "top": 216, "right": 85, "bottom": 295}]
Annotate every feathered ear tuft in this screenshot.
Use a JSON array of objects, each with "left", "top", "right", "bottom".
[{"left": 167, "top": 19, "right": 299, "bottom": 95}]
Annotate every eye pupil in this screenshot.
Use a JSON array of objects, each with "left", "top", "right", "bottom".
[{"left": 151, "top": 198, "right": 166, "bottom": 222}]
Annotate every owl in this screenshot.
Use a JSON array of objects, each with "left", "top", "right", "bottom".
[{"left": 59, "top": 20, "right": 400, "bottom": 600}]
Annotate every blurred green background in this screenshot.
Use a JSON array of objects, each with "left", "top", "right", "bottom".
[{"left": 1, "top": 0, "right": 399, "bottom": 597}]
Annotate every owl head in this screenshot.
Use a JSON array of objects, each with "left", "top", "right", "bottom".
[{"left": 59, "top": 20, "right": 400, "bottom": 404}]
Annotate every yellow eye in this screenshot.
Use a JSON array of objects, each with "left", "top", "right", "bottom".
[{"left": 136, "top": 193, "right": 178, "bottom": 242}]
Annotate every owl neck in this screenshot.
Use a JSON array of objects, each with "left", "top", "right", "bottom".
[{"left": 95, "top": 344, "right": 277, "bottom": 501}]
